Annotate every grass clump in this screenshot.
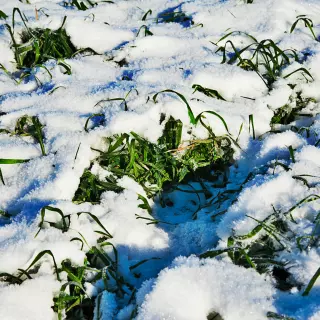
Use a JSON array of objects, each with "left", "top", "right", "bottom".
[
  {"left": 63, "top": 0, "right": 114, "bottom": 11},
  {"left": 201, "top": 194, "right": 320, "bottom": 293},
  {"left": 74, "top": 115, "right": 234, "bottom": 203},
  {"left": 6, "top": 12, "right": 77, "bottom": 70},
  {"left": 77, "top": 90, "right": 234, "bottom": 207},
  {"left": 0, "top": 222, "right": 122, "bottom": 320},
  {"left": 13, "top": 204, "right": 126, "bottom": 319},
  {"left": 4, "top": 8, "right": 96, "bottom": 79},
  {"left": 270, "top": 91, "right": 316, "bottom": 127},
  {"left": 214, "top": 31, "right": 313, "bottom": 89},
  {"left": 53, "top": 242, "right": 127, "bottom": 320},
  {"left": 34, "top": 207, "right": 128, "bottom": 319},
  {"left": 0, "top": 115, "right": 46, "bottom": 155},
  {"left": 14, "top": 115, "right": 46, "bottom": 155},
  {"left": 73, "top": 170, "right": 123, "bottom": 204},
  {"left": 290, "top": 15, "right": 318, "bottom": 41}
]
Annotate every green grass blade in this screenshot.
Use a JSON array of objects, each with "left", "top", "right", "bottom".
[
  {"left": 0, "top": 10, "right": 8, "bottom": 20},
  {"left": 195, "top": 111, "right": 230, "bottom": 134},
  {"left": 0, "top": 159, "right": 29, "bottom": 164},
  {"left": 84, "top": 113, "right": 104, "bottom": 132},
  {"left": 302, "top": 267, "right": 320, "bottom": 296},
  {"left": 0, "top": 168, "right": 5, "bottom": 185},
  {"left": 153, "top": 90, "right": 196, "bottom": 124},
  {"left": 77, "top": 212, "right": 113, "bottom": 239},
  {"left": 25, "top": 250, "right": 60, "bottom": 281},
  {"left": 249, "top": 114, "right": 255, "bottom": 139}
]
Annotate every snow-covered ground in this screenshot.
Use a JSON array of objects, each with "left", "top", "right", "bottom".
[{"left": 0, "top": 0, "right": 320, "bottom": 319}]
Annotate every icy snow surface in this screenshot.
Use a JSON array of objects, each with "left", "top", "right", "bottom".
[{"left": 0, "top": 0, "right": 320, "bottom": 319}]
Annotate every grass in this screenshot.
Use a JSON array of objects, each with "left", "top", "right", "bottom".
[
  {"left": 302, "top": 267, "right": 320, "bottom": 296},
  {"left": 94, "top": 89, "right": 139, "bottom": 111},
  {"left": 0, "top": 158, "right": 29, "bottom": 164},
  {"left": 3, "top": 8, "right": 96, "bottom": 80},
  {"left": 0, "top": 3, "right": 319, "bottom": 320},
  {"left": 136, "top": 25, "right": 153, "bottom": 37},
  {"left": 200, "top": 193, "right": 320, "bottom": 293},
  {"left": 1, "top": 203, "right": 127, "bottom": 319},
  {"left": 267, "top": 312, "right": 295, "bottom": 320},
  {"left": 142, "top": 9, "right": 152, "bottom": 21},
  {"left": 0, "top": 10, "right": 8, "bottom": 19},
  {"left": 192, "top": 84, "right": 227, "bottom": 101},
  {"left": 213, "top": 31, "right": 314, "bottom": 89},
  {"left": 75, "top": 89, "right": 236, "bottom": 226},
  {"left": 14, "top": 115, "right": 46, "bottom": 155},
  {"left": 18, "top": 24, "right": 75, "bottom": 69},
  {"left": 63, "top": 0, "right": 114, "bottom": 11},
  {"left": 249, "top": 114, "right": 255, "bottom": 139},
  {"left": 0, "top": 115, "right": 45, "bottom": 184},
  {"left": 270, "top": 90, "right": 316, "bottom": 127},
  {"left": 153, "top": 89, "right": 230, "bottom": 130},
  {"left": 35, "top": 206, "right": 71, "bottom": 237},
  {"left": 290, "top": 15, "right": 318, "bottom": 41},
  {"left": 6, "top": 10, "right": 77, "bottom": 70},
  {"left": 0, "top": 249, "right": 60, "bottom": 285},
  {"left": 68, "top": 80, "right": 320, "bottom": 318},
  {"left": 75, "top": 112, "right": 234, "bottom": 204},
  {"left": 73, "top": 170, "right": 123, "bottom": 203},
  {"left": 156, "top": 11, "right": 193, "bottom": 26}
]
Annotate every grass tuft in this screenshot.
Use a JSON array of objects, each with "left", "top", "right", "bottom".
[
  {"left": 64, "top": 0, "right": 114, "bottom": 11},
  {"left": 214, "top": 32, "right": 313, "bottom": 89},
  {"left": 75, "top": 115, "right": 234, "bottom": 203},
  {"left": 14, "top": 115, "right": 46, "bottom": 155},
  {"left": 270, "top": 91, "right": 316, "bottom": 127},
  {"left": 290, "top": 15, "right": 318, "bottom": 41}
]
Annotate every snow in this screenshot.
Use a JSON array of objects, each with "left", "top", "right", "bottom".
[
  {"left": 66, "top": 20, "right": 134, "bottom": 54},
  {"left": 94, "top": 291, "right": 117, "bottom": 320},
  {"left": 0, "top": 0, "right": 320, "bottom": 319},
  {"left": 136, "top": 256, "right": 275, "bottom": 320},
  {"left": 192, "top": 65, "right": 268, "bottom": 101},
  {"left": 0, "top": 276, "right": 60, "bottom": 320}
]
